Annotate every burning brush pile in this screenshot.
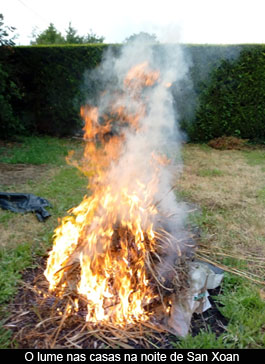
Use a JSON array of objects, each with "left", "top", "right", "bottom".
[
  {"left": 44, "top": 41, "right": 193, "bottom": 332},
  {"left": 7, "top": 40, "right": 223, "bottom": 348}
]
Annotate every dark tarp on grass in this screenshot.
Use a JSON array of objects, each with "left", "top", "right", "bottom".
[{"left": 0, "top": 192, "right": 51, "bottom": 222}]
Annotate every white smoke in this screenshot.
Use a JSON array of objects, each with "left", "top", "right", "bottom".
[{"left": 84, "top": 36, "right": 192, "bottom": 257}]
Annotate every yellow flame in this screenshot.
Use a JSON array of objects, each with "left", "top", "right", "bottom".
[{"left": 44, "top": 62, "right": 166, "bottom": 325}]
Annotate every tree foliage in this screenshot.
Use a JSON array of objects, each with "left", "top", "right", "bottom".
[
  {"left": 0, "top": 13, "right": 16, "bottom": 46},
  {"left": 65, "top": 22, "right": 83, "bottom": 44},
  {"left": 31, "top": 23, "right": 65, "bottom": 45},
  {"left": 124, "top": 32, "right": 158, "bottom": 44},
  {"left": 83, "top": 29, "right": 105, "bottom": 44},
  {"left": 31, "top": 22, "right": 105, "bottom": 45}
]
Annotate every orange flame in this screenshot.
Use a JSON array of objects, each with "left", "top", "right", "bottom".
[{"left": 44, "top": 62, "right": 170, "bottom": 325}]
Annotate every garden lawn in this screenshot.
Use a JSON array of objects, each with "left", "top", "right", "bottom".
[
  {"left": 175, "top": 143, "right": 265, "bottom": 348},
  {"left": 0, "top": 137, "right": 265, "bottom": 348}
]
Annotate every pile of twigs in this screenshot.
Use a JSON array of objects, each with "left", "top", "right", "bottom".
[
  {"left": 54, "top": 224, "right": 191, "bottom": 304},
  {"left": 5, "top": 257, "right": 181, "bottom": 349},
  {"left": 5, "top": 225, "right": 194, "bottom": 349}
]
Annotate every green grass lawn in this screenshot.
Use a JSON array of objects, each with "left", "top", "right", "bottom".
[
  {"left": 0, "top": 137, "right": 265, "bottom": 348},
  {"left": 0, "top": 136, "right": 88, "bottom": 348}
]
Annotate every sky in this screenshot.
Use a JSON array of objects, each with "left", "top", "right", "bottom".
[{"left": 2, "top": 0, "right": 265, "bottom": 45}]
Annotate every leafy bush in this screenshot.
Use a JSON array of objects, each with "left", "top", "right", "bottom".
[{"left": 189, "top": 45, "right": 265, "bottom": 141}]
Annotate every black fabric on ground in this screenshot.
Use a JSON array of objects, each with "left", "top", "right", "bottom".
[{"left": 0, "top": 192, "right": 51, "bottom": 222}]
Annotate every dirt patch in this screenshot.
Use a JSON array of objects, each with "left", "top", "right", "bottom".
[
  {"left": 208, "top": 136, "right": 249, "bottom": 150},
  {"left": 0, "top": 164, "right": 49, "bottom": 186},
  {"left": 0, "top": 213, "right": 47, "bottom": 249}
]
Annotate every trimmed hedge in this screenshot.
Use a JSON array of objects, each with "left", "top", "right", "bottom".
[
  {"left": 189, "top": 45, "right": 265, "bottom": 141},
  {"left": 0, "top": 44, "right": 110, "bottom": 137},
  {"left": 1, "top": 44, "right": 265, "bottom": 141},
  {"left": 0, "top": 48, "right": 23, "bottom": 138}
]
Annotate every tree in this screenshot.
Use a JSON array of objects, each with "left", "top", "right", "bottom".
[
  {"left": 31, "top": 23, "right": 65, "bottom": 45},
  {"left": 83, "top": 29, "right": 105, "bottom": 44},
  {"left": 0, "top": 13, "right": 16, "bottom": 46},
  {"left": 124, "top": 32, "right": 158, "bottom": 44},
  {"left": 65, "top": 23, "right": 105, "bottom": 44},
  {"left": 65, "top": 22, "right": 82, "bottom": 44},
  {"left": 30, "top": 22, "right": 105, "bottom": 45}
]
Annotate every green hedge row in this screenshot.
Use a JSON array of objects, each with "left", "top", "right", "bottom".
[
  {"left": 0, "top": 44, "right": 111, "bottom": 138},
  {"left": 172, "top": 44, "right": 245, "bottom": 134},
  {"left": 188, "top": 45, "right": 265, "bottom": 141},
  {"left": 1, "top": 44, "right": 265, "bottom": 141}
]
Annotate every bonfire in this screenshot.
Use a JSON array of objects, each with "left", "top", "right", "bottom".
[
  {"left": 7, "top": 41, "right": 212, "bottom": 348},
  {"left": 41, "top": 38, "right": 200, "bottom": 341},
  {"left": 44, "top": 57, "right": 193, "bottom": 329},
  {"left": 5, "top": 41, "right": 265, "bottom": 349}
]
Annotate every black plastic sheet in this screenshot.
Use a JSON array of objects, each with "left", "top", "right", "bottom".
[{"left": 0, "top": 192, "right": 51, "bottom": 222}]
